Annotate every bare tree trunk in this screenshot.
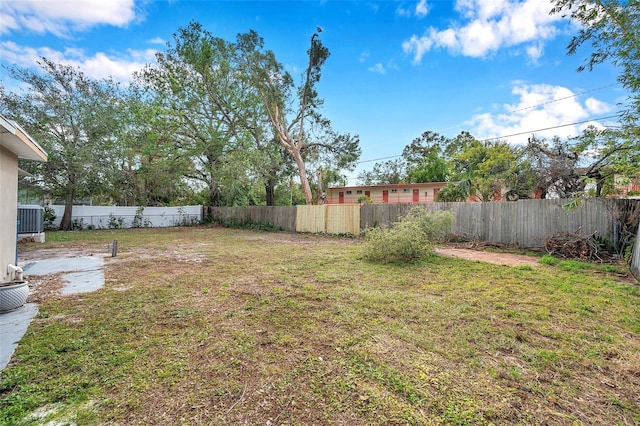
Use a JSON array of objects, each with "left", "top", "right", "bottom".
[
  {"left": 290, "top": 148, "right": 313, "bottom": 204},
  {"left": 60, "top": 191, "right": 74, "bottom": 231},
  {"left": 265, "top": 177, "right": 276, "bottom": 206},
  {"left": 209, "top": 182, "right": 220, "bottom": 207}
]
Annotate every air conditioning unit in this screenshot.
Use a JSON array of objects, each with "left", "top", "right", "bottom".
[{"left": 17, "top": 205, "right": 44, "bottom": 233}]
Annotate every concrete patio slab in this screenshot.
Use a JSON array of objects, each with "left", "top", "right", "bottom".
[
  {"left": 0, "top": 256, "right": 105, "bottom": 371},
  {"left": 0, "top": 303, "right": 38, "bottom": 370}
]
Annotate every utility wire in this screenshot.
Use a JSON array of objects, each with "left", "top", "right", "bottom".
[
  {"left": 503, "top": 83, "right": 620, "bottom": 115},
  {"left": 358, "top": 155, "right": 404, "bottom": 165},
  {"left": 433, "top": 82, "right": 620, "bottom": 134},
  {"left": 355, "top": 112, "right": 623, "bottom": 166},
  {"left": 481, "top": 112, "right": 622, "bottom": 142}
]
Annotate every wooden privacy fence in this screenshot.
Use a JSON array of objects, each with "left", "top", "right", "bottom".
[
  {"left": 296, "top": 205, "right": 360, "bottom": 234},
  {"left": 206, "top": 199, "right": 635, "bottom": 249},
  {"left": 204, "top": 206, "right": 297, "bottom": 232},
  {"left": 361, "top": 199, "right": 616, "bottom": 248},
  {"left": 205, "top": 205, "right": 361, "bottom": 235}
]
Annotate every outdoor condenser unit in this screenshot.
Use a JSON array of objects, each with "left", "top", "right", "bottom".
[{"left": 17, "top": 205, "right": 44, "bottom": 234}]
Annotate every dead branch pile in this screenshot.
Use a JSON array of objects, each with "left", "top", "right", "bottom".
[{"left": 545, "top": 232, "right": 612, "bottom": 262}]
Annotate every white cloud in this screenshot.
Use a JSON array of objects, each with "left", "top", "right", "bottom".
[
  {"left": 401, "top": 34, "right": 433, "bottom": 63},
  {"left": 1, "top": 41, "right": 154, "bottom": 81},
  {"left": 367, "top": 60, "right": 399, "bottom": 75},
  {"left": 0, "top": 0, "right": 137, "bottom": 36},
  {"left": 368, "top": 63, "right": 386, "bottom": 74},
  {"left": 585, "top": 97, "right": 612, "bottom": 115},
  {"left": 525, "top": 42, "right": 544, "bottom": 64},
  {"left": 402, "top": 0, "right": 562, "bottom": 63},
  {"left": 359, "top": 51, "right": 370, "bottom": 63},
  {"left": 466, "top": 82, "right": 615, "bottom": 144},
  {"left": 148, "top": 37, "right": 166, "bottom": 45},
  {"left": 397, "top": 0, "right": 430, "bottom": 18},
  {"left": 387, "top": 60, "right": 400, "bottom": 72},
  {"left": 396, "top": 5, "right": 413, "bottom": 18},
  {"left": 415, "top": 0, "right": 429, "bottom": 18}
]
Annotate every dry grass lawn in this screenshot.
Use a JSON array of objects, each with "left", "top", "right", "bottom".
[{"left": 1, "top": 226, "right": 639, "bottom": 425}]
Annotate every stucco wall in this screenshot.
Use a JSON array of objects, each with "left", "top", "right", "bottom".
[{"left": 0, "top": 146, "right": 18, "bottom": 281}]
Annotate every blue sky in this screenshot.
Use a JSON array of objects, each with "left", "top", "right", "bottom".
[{"left": 0, "top": 0, "right": 629, "bottom": 184}]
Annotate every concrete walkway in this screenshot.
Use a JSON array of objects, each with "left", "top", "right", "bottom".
[{"left": 0, "top": 256, "right": 104, "bottom": 371}]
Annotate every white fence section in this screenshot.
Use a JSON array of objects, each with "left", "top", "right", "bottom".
[{"left": 49, "top": 205, "right": 202, "bottom": 229}]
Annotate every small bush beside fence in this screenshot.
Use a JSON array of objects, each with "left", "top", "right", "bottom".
[{"left": 363, "top": 207, "right": 453, "bottom": 263}]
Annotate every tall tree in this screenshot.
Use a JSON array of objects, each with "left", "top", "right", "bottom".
[
  {"left": 526, "top": 129, "right": 640, "bottom": 198},
  {"left": 137, "top": 22, "right": 260, "bottom": 207},
  {"left": 357, "top": 159, "right": 406, "bottom": 185},
  {"left": 402, "top": 131, "right": 450, "bottom": 182},
  {"left": 238, "top": 29, "right": 359, "bottom": 204},
  {"left": 451, "top": 138, "right": 526, "bottom": 201},
  {"left": 302, "top": 124, "right": 361, "bottom": 201},
  {"left": 1, "top": 59, "right": 127, "bottom": 230},
  {"left": 118, "top": 87, "right": 193, "bottom": 206}
]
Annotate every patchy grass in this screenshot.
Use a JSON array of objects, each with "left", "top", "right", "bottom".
[{"left": 3, "top": 226, "right": 639, "bottom": 425}]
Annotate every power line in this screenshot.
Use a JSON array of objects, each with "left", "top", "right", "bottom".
[
  {"left": 357, "top": 155, "right": 403, "bottom": 164},
  {"left": 355, "top": 112, "right": 623, "bottom": 166},
  {"left": 480, "top": 112, "right": 622, "bottom": 142},
  {"left": 433, "top": 82, "right": 620, "bottom": 134},
  {"left": 505, "top": 83, "right": 620, "bottom": 115}
]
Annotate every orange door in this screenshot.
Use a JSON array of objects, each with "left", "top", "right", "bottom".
[
  {"left": 413, "top": 189, "right": 419, "bottom": 202},
  {"left": 382, "top": 190, "right": 388, "bottom": 203},
  {"left": 339, "top": 191, "right": 344, "bottom": 204}
]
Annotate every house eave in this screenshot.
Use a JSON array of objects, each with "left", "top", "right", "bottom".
[{"left": 0, "top": 115, "right": 48, "bottom": 162}]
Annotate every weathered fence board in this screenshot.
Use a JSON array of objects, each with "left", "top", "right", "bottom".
[
  {"left": 206, "top": 206, "right": 296, "bottom": 231},
  {"left": 361, "top": 199, "right": 618, "bottom": 248},
  {"left": 296, "top": 205, "right": 325, "bottom": 233},
  {"left": 325, "top": 205, "right": 360, "bottom": 235},
  {"left": 207, "top": 206, "right": 251, "bottom": 226},
  {"left": 250, "top": 206, "right": 296, "bottom": 231},
  {"left": 295, "top": 205, "right": 360, "bottom": 234}
]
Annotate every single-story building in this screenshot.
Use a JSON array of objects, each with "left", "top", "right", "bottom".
[
  {"left": 1, "top": 114, "right": 47, "bottom": 281},
  {"left": 326, "top": 182, "right": 452, "bottom": 204}
]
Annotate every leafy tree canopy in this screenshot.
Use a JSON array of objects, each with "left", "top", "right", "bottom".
[{"left": 1, "top": 59, "right": 128, "bottom": 229}]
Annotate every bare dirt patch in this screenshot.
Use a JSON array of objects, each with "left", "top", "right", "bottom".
[
  {"left": 434, "top": 246, "right": 540, "bottom": 267},
  {"left": 19, "top": 246, "right": 107, "bottom": 262}
]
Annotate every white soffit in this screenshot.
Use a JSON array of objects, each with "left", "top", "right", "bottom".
[{"left": 0, "top": 115, "right": 47, "bottom": 162}]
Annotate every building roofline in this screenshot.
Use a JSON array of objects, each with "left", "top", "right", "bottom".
[
  {"left": 0, "top": 114, "right": 48, "bottom": 162},
  {"left": 328, "top": 182, "right": 454, "bottom": 190}
]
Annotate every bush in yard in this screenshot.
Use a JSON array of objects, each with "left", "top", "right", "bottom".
[{"left": 363, "top": 206, "right": 453, "bottom": 263}]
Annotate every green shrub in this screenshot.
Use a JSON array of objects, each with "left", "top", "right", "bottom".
[
  {"left": 539, "top": 254, "right": 559, "bottom": 266},
  {"left": 108, "top": 213, "right": 125, "bottom": 229},
  {"left": 363, "top": 206, "right": 453, "bottom": 263},
  {"left": 43, "top": 205, "right": 57, "bottom": 231}
]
